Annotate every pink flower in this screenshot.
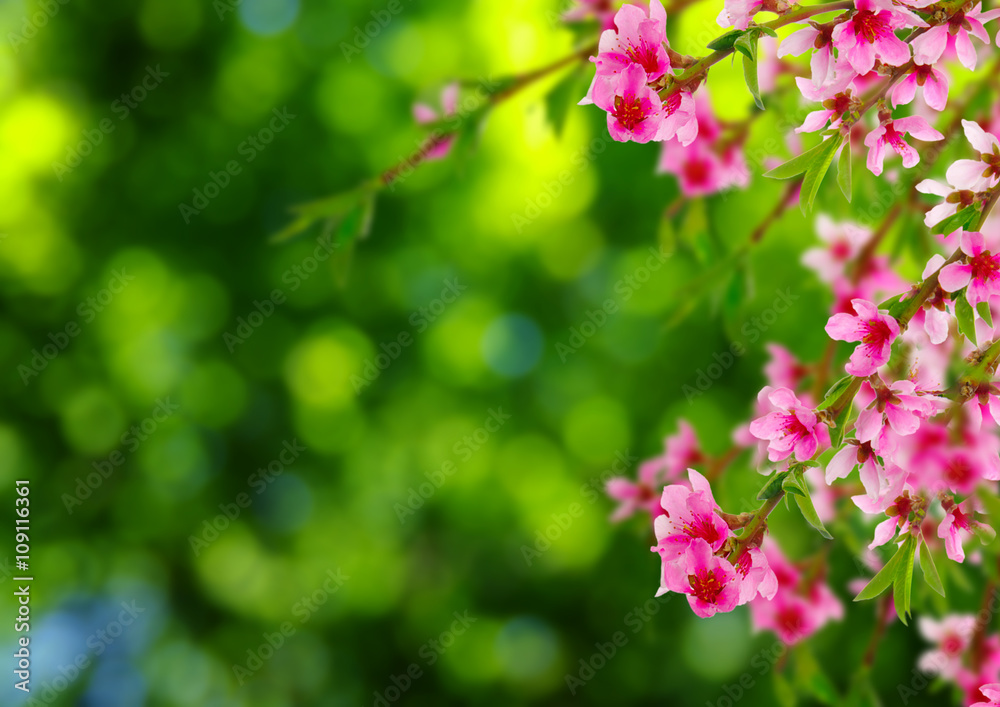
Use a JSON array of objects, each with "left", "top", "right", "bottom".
[
  {"left": 911, "top": 3, "right": 1000, "bottom": 70},
  {"left": 864, "top": 488, "right": 918, "bottom": 549},
  {"left": 938, "top": 498, "right": 993, "bottom": 562},
  {"left": 938, "top": 231, "right": 1000, "bottom": 305},
  {"left": 795, "top": 81, "right": 859, "bottom": 134},
  {"left": 778, "top": 24, "right": 836, "bottom": 88},
  {"left": 563, "top": 0, "right": 621, "bottom": 30},
  {"left": 864, "top": 116, "right": 944, "bottom": 176},
  {"left": 890, "top": 63, "right": 949, "bottom": 111},
  {"left": 802, "top": 214, "right": 872, "bottom": 283},
  {"left": 763, "top": 343, "right": 810, "bottom": 391},
  {"left": 964, "top": 379, "right": 1000, "bottom": 430},
  {"left": 657, "top": 139, "right": 748, "bottom": 195},
  {"left": 826, "top": 438, "right": 885, "bottom": 497},
  {"left": 831, "top": 0, "right": 919, "bottom": 75},
  {"left": 749, "top": 542, "right": 843, "bottom": 644},
  {"left": 946, "top": 119, "right": 1000, "bottom": 190},
  {"left": 916, "top": 178, "right": 978, "bottom": 228},
  {"left": 734, "top": 547, "right": 778, "bottom": 605},
  {"left": 652, "top": 469, "right": 732, "bottom": 559},
  {"left": 973, "top": 684, "right": 1000, "bottom": 707},
  {"left": 918, "top": 614, "right": 977, "bottom": 679},
  {"left": 659, "top": 538, "right": 741, "bottom": 617},
  {"left": 592, "top": 64, "right": 663, "bottom": 143},
  {"left": 717, "top": 0, "right": 790, "bottom": 31},
  {"left": 749, "top": 387, "right": 822, "bottom": 462},
  {"left": 592, "top": 0, "right": 670, "bottom": 83},
  {"left": 824, "top": 298, "right": 900, "bottom": 376},
  {"left": 855, "top": 378, "right": 941, "bottom": 445},
  {"left": 655, "top": 90, "right": 698, "bottom": 145},
  {"left": 606, "top": 472, "right": 663, "bottom": 522},
  {"left": 413, "top": 83, "right": 459, "bottom": 161}
]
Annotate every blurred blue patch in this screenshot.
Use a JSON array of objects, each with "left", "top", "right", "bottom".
[
  {"left": 482, "top": 314, "right": 543, "bottom": 378},
  {"left": 239, "top": 0, "right": 300, "bottom": 35}
]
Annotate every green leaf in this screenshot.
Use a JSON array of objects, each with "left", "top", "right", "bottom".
[
  {"left": 817, "top": 375, "right": 854, "bottom": 411},
  {"left": 764, "top": 140, "right": 831, "bottom": 180},
  {"left": 707, "top": 29, "right": 744, "bottom": 51},
  {"left": 773, "top": 671, "right": 797, "bottom": 707},
  {"left": 893, "top": 535, "right": 916, "bottom": 624},
  {"left": 973, "top": 523, "right": 997, "bottom": 545},
  {"left": 544, "top": 66, "right": 584, "bottom": 138},
  {"left": 855, "top": 541, "right": 907, "bottom": 602},
  {"left": 795, "top": 646, "right": 839, "bottom": 705},
  {"left": 723, "top": 258, "right": 752, "bottom": 323},
  {"left": 782, "top": 473, "right": 807, "bottom": 496},
  {"left": 734, "top": 32, "right": 758, "bottom": 61},
  {"left": 271, "top": 186, "right": 374, "bottom": 244},
  {"left": 757, "top": 471, "right": 790, "bottom": 500},
  {"left": 742, "top": 53, "right": 765, "bottom": 110},
  {"left": 918, "top": 538, "right": 945, "bottom": 597},
  {"left": 837, "top": 137, "right": 852, "bottom": 203},
  {"left": 978, "top": 301, "right": 994, "bottom": 328},
  {"left": 800, "top": 134, "right": 844, "bottom": 215},
  {"left": 829, "top": 396, "right": 852, "bottom": 449},
  {"left": 790, "top": 470, "right": 833, "bottom": 539},
  {"left": 679, "top": 198, "right": 713, "bottom": 265},
  {"left": 932, "top": 204, "right": 979, "bottom": 237},
  {"left": 956, "top": 294, "right": 977, "bottom": 346},
  {"left": 758, "top": 25, "right": 778, "bottom": 37}
]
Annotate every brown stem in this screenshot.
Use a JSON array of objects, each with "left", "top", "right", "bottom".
[
  {"left": 728, "top": 491, "right": 785, "bottom": 564},
  {"left": 862, "top": 595, "right": 891, "bottom": 667}
]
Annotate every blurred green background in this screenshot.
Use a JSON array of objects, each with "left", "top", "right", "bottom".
[{"left": 0, "top": 0, "right": 987, "bottom": 705}]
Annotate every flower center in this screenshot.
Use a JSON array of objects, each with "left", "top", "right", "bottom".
[
  {"left": 942, "top": 634, "right": 964, "bottom": 656},
  {"left": 683, "top": 515, "right": 722, "bottom": 545},
  {"left": 689, "top": 569, "right": 725, "bottom": 603},
  {"left": 945, "top": 458, "right": 973, "bottom": 487},
  {"left": 613, "top": 93, "right": 647, "bottom": 131},
  {"left": 862, "top": 318, "right": 892, "bottom": 345},
  {"left": 683, "top": 157, "right": 712, "bottom": 186},
  {"left": 625, "top": 41, "right": 660, "bottom": 76},
  {"left": 781, "top": 413, "right": 808, "bottom": 439},
  {"left": 970, "top": 251, "right": 1000, "bottom": 283},
  {"left": 853, "top": 10, "right": 889, "bottom": 44}
]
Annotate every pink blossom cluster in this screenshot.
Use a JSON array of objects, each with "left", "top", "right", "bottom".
[
  {"left": 579, "top": 0, "right": 1000, "bottom": 195},
  {"left": 650, "top": 469, "right": 778, "bottom": 617},
  {"left": 918, "top": 615, "right": 1000, "bottom": 705}
]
